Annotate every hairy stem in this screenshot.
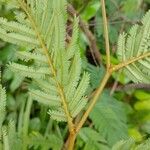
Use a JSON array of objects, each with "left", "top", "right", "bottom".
[{"left": 101, "top": 0, "right": 110, "bottom": 69}]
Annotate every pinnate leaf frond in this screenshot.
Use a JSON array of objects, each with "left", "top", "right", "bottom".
[
  {"left": 117, "top": 10, "right": 150, "bottom": 83},
  {"left": 0, "top": 0, "right": 89, "bottom": 122}
]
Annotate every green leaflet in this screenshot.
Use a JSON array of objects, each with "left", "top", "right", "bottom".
[
  {"left": 15, "top": 11, "right": 30, "bottom": 26},
  {"left": 15, "top": 51, "right": 47, "bottom": 63},
  {"left": 34, "top": 79, "right": 57, "bottom": 93},
  {"left": 48, "top": 110, "right": 67, "bottom": 122},
  {"left": 116, "top": 10, "right": 150, "bottom": 83},
  {"left": 71, "top": 97, "right": 87, "bottom": 118},
  {"left": 69, "top": 73, "right": 89, "bottom": 114},
  {"left": 65, "top": 52, "right": 81, "bottom": 100},
  {"left": 9, "top": 63, "right": 51, "bottom": 79},
  {"left": 0, "top": 83, "right": 6, "bottom": 130},
  {"left": 0, "top": 28, "right": 38, "bottom": 47},
  {"left": 0, "top": 0, "right": 89, "bottom": 122},
  {"left": 29, "top": 89, "right": 60, "bottom": 107},
  {"left": 0, "top": 17, "right": 36, "bottom": 37},
  {"left": 67, "top": 16, "right": 79, "bottom": 60}
]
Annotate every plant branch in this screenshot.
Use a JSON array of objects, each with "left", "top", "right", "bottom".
[
  {"left": 18, "top": 0, "right": 74, "bottom": 134},
  {"left": 101, "top": 0, "right": 111, "bottom": 69},
  {"left": 67, "top": 133, "right": 77, "bottom": 150},
  {"left": 115, "top": 83, "right": 150, "bottom": 91},
  {"left": 110, "top": 52, "right": 150, "bottom": 72}
]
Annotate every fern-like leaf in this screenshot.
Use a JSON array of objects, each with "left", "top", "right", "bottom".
[
  {"left": 0, "top": 0, "right": 90, "bottom": 122},
  {"left": 117, "top": 10, "right": 150, "bottom": 83},
  {"left": 89, "top": 91, "right": 128, "bottom": 146}
]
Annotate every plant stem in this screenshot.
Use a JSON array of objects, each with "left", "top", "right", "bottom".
[
  {"left": 110, "top": 52, "right": 150, "bottom": 72},
  {"left": 66, "top": 71, "right": 110, "bottom": 149},
  {"left": 101, "top": 0, "right": 110, "bottom": 69},
  {"left": 67, "top": 133, "right": 77, "bottom": 150},
  {"left": 66, "top": 52, "right": 150, "bottom": 150},
  {"left": 67, "top": 0, "right": 111, "bottom": 148}
]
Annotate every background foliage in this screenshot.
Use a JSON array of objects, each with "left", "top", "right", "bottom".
[{"left": 0, "top": 0, "right": 150, "bottom": 149}]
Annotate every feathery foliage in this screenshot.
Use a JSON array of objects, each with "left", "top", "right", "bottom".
[
  {"left": 0, "top": 74, "right": 6, "bottom": 132},
  {"left": 117, "top": 10, "right": 150, "bottom": 83},
  {"left": 0, "top": 0, "right": 89, "bottom": 122},
  {"left": 0, "top": 73, "right": 6, "bottom": 145},
  {"left": 89, "top": 91, "right": 128, "bottom": 146},
  {"left": 0, "top": 78, "right": 62, "bottom": 150},
  {"left": 112, "top": 138, "right": 150, "bottom": 150},
  {"left": 78, "top": 127, "right": 109, "bottom": 150},
  {"left": 0, "top": 74, "right": 20, "bottom": 149}
]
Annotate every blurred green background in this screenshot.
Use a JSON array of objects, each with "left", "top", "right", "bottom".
[{"left": 0, "top": 0, "right": 150, "bottom": 149}]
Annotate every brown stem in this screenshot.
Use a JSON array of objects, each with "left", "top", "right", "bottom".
[
  {"left": 68, "top": 133, "right": 77, "bottom": 150},
  {"left": 115, "top": 83, "right": 150, "bottom": 91},
  {"left": 64, "top": 132, "right": 77, "bottom": 150}
]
